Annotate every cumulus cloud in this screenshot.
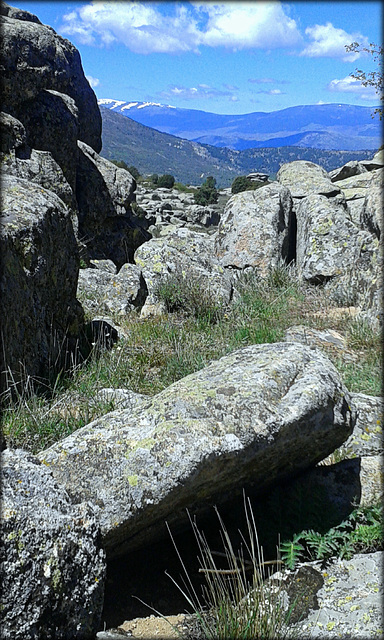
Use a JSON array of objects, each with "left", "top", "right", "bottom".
[
  {"left": 86, "top": 75, "right": 100, "bottom": 88},
  {"left": 327, "top": 75, "right": 378, "bottom": 100},
  {"left": 301, "top": 22, "right": 369, "bottom": 61},
  {"left": 61, "top": 1, "right": 301, "bottom": 54}
]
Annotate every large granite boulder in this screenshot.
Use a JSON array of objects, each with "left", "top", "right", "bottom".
[
  {"left": 0, "top": 448, "right": 106, "bottom": 640},
  {"left": 277, "top": 161, "right": 341, "bottom": 200},
  {"left": 0, "top": 2, "right": 101, "bottom": 152},
  {"left": 295, "top": 193, "right": 361, "bottom": 283},
  {"left": 214, "top": 183, "right": 294, "bottom": 273},
  {"left": 134, "top": 226, "right": 234, "bottom": 308},
  {"left": 76, "top": 141, "right": 151, "bottom": 267},
  {"left": 38, "top": 342, "right": 355, "bottom": 558},
  {"left": 0, "top": 174, "right": 84, "bottom": 395}
]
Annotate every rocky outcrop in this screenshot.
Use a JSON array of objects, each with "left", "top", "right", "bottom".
[
  {"left": 38, "top": 342, "right": 354, "bottom": 558},
  {"left": 1, "top": 448, "right": 106, "bottom": 640},
  {"left": 136, "top": 184, "right": 222, "bottom": 233},
  {"left": 214, "top": 183, "right": 294, "bottom": 272},
  {"left": 0, "top": 174, "right": 84, "bottom": 393}
]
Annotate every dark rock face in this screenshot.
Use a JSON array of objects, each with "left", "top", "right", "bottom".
[
  {"left": 0, "top": 4, "right": 102, "bottom": 152},
  {"left": 0, "top": 174, "right": 84, "bottom": 393}
]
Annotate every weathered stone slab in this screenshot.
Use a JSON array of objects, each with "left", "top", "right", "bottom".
[{"left": 38, "top": 342, "right": 354, "bottom": 558}]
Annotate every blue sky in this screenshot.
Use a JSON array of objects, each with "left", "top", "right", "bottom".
[{"left": 15, "top": 1, "right": 382, "bottom": 114}]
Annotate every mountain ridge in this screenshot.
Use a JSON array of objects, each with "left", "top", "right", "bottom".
[
  {"left": 98, "top": 99, "right": 381, "bottom": 151},
  {"left": 99, "top": 106, "right": 375, "bottom": 187}
]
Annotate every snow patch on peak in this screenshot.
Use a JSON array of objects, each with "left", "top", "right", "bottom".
[
  {"left": 121, "top": 102, "right": 139, "bottom": 111},
  {"left": 98, "top": 98, "right": 126, "bottom": 109}
]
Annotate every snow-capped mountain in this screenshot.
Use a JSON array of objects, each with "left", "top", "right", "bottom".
[{"left": 98, "top": 99, "right": 381, "bottom": 151}]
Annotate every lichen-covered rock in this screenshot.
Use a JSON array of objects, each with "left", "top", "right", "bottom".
[
  {"left": 0, "top": 174, "right": 83, "bottom": 395},
  {"left": 77, "top": 263, "right": 147, "bottom": 316},
  {"left": 324, "top": 229, "right": 382, "bottom": 323},
  {"left": 295, "top": 193, "right": 361, "bottom": 283},
  {"left": 214, "top": 183, "right": 294, "bottom": 273},
  {"left": 38, "top": 342, "right": 354, "bottom": 558},
  {"left": 360, "top": 169, "right": 383, "bottom": 239},
  {"left": 76, "top": 141, "right": 151, "bottom": 267},
  {"left": 1, "top": 148, "right": 77, "bottom": 213},
  {"left": 341, "top": 393, "right": 383, "bottom": 457},
  {"left": 0, "top": 449, "right": 106, "bottom": 640},
  {"left": 0, "top": 4, "right": 101, "bottom": 152},
  {"left": 134, "top": 226, "right": 234, "bottom": 306},
  {"left": 277, "top": 161, "right": 341, "bottom": 199}
]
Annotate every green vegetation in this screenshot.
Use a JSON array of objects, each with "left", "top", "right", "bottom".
[
  {"left": 110, "top": 159, "right": 141, "bottom": 179},
  {"left": 231, "top": 176, "right": 265, "bottom": 194},
  {"left": 157, "top": 173, "right": 175, "bottom": 188},
  {"left": 194, "top": 176, "right": 219, "bottom": 205},
  {"left": 280, "top": 502, "right": 383, "bottom": 569},
  {"left": 3, "top": 264, "right": 381, "bottom": 453}
]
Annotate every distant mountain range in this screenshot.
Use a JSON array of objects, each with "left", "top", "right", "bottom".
[
  {"left": 99, "top": 106, "right": 375, "bottom": 187},
  {"left": 98, "top": 99, "right": 381, "bottom": 152}
]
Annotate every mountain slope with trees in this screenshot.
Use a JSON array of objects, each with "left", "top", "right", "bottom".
[{"left": 100, "top": 107, "right": 375, "bottom": 187}]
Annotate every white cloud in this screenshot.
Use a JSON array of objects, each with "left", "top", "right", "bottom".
[
  {"left": 163, "top": 83, "right": 235, "bottom": 101},
  {"left": 61, "top": 1, "right": 301, "bottom": 54},
  {"left": 327, "top": 75, "right": 378, "bottom": 100},
  {"left": 254, "top": 88, "right": 285, "bottom": 95},
  {"left": 86, "top": 75, "right": 100, "bottom": 88},
  {"left": 301, "top": 22, "right": 369, "bottom": 61}
]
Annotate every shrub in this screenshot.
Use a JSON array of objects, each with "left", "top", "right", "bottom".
[
  {"left": 158, "top": 174, "right": 175, "bottom": 188},
  {"left": 231, "top": 176, "right": 265, "bottom": 194},
  {"left": 194, "top": 176, "right": 219, "bottom": 206},
  {"left": 154, "top": 269, "right": 224, "bottom": 324}
]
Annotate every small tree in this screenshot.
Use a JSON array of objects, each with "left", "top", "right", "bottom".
[
  {"left": 127, "top": 165, "right": 141, "bottom": 180},
  {"left": 150, "top": 173, "right": 159, "bottom": 185},
  {"left": 345, "top": 41, "right": 383, "bottom": 119},
  {"left": 111, "top": 159, "right": 128, "bottom": 170},
  {"left": 194, "top": 176, "right": 219, "bottom": 206},
  {"left": 158, "top": 174, "right": 175, "bottom": 188}
]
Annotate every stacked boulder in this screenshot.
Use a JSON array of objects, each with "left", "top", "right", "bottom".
[{"left": 0, "top": 2, "right": 151, "bottom": 392}]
